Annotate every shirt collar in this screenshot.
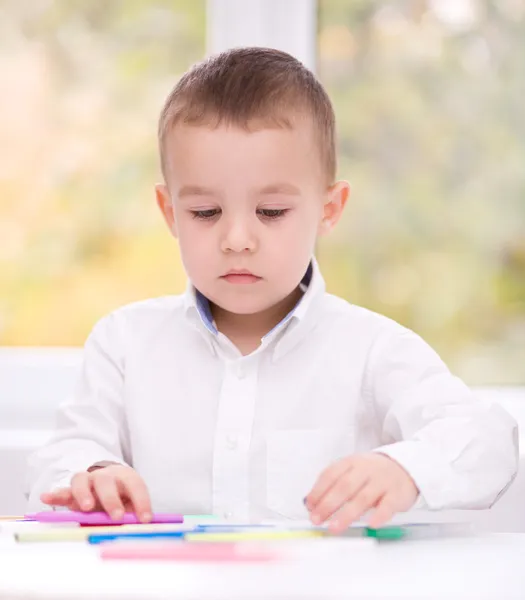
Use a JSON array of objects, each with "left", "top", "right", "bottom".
[
  {"left": 183, "top": 257, "right": 325, "bottom": 351},
  {"left": 195, "top": 290, "right": 217, "bottom": 335}
]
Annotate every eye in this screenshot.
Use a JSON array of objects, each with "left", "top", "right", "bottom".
[
  {"left": 257, "top": 208, "right": 289, "bottom": 220},
  {"left": 191, "top": 209, "right": 221, "bottom": 220}
]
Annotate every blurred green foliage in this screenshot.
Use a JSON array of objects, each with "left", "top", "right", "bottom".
[
  {"left": 0, "top": 0, "right": 523, "bottom": 384},
  {"left": 0, "top": 0, "right": 205, "bottom": 343},
  {"left": 318, "top": 0, "right": 525, "bottom": 384}
]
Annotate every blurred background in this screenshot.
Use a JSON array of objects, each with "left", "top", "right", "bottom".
[{"left": 0, "top": 0, "right": 524, "bottom": 385}]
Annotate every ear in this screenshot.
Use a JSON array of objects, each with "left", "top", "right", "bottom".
[
  {"left": 318, "top": 180, "right": 350, "bottom": 236},
  {"left": 155, "top": 184, "right": 178, "bottom": 239}
]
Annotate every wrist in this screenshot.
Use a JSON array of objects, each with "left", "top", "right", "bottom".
[{"left": 87, "top": 460, "right": 121, "bottom": 473}]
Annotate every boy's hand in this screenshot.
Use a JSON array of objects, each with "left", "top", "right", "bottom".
[
  {"left": 305, "top": 453, "right": 418, "bottom": 533},
  {"left": 40, "top": 465, "right": 152, "bottom": 523}
]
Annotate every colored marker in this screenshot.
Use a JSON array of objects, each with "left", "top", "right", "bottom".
[
  {"left": 25, "top": 511, "right": 183, "bottom": 526},
  {"left": 89, "top": 530, "right": 186, "bottom": 544},
  {"left": 87, "top": 525, "right": 274, "bottom": 545},
  {"left": 185, "top": 529, "right": 325, "bottom": 542},
  {"left": 101, "top": 542, "right": 276, "bottom": 562},
  {"left": 364, "top": 523, "right": 472, "bottom": 541},
  {"left": 15, "top": 523, "right": 191, "bottom": 543},
  {"left": 329, "top": 527, "right": 366, "bottom": 538}
]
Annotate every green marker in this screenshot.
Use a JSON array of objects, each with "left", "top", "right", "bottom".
[
  {"left": 326, "top": 526, "right": 405, "bottom": 540},
  {"left": 328, "top": 526, "right": 407, "bottom": 540},
  {"left": 364, "top": 523, "right": 472, "bottom": 541},
  {"left": 365, "top": 526, "right": 406, "bottom": 540}
]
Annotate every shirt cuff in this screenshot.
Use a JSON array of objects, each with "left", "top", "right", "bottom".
[
  {"left": 50, "top": 454, "right": 127, "bottom": 491},
  {"left": 373, "top": 440, "right": 457, "bottom": 510},
  {"left": 87, "top": 460, "right": 122, "bottom": 472}
]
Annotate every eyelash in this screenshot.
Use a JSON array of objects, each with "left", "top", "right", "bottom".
[{"left": 190, "top": 209, "right": 289, "bottom": 221}]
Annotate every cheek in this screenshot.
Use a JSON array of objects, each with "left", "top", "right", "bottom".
[
  {"left": 294, "top": 207, "right": 322, "bottom": 241},
  {"left": 175, "top": 220, "right": 212, "bottom": 262},
  {"left": 268, "top": 216, "right": 317, "bottom": 259},
  {"left": 178, "top": 239, "right": 213, "bottom": 281},
  {"left": 175, "top": 213, "right": 206, "bottom": 242}
]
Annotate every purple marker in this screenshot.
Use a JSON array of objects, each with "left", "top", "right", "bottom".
[{"left": 25, "top": 511, "right": 184, "bottom": 526}]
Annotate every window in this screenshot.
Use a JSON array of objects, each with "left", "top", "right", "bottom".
[
  {"left": 317, "top": 0, "right": 525, "bottom": 384},
  {"left": 0, "top": 0, "right": 205, "bottom": 345},
  {"left": 2, "top": 0, "right": 523, "bottom": 387}
]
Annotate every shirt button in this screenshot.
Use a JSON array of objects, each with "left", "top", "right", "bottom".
[
  {"left": 223, "top": 511, "right": 232, "bottom": 519},
  {"left": 226, "top": 434, "right": 238, "bottom": 450}
]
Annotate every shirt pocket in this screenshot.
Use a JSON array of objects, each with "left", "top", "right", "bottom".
[{"left": 266, "top": 429, "right": 351, "bottom": 520}]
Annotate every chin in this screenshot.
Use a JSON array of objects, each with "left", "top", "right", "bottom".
[{"left": 216, "top": 298, "right": 272, "bottom": 315}]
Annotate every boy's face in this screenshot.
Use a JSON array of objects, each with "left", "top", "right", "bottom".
[{"left": 156, "top": 120, "right": 348, "bottom": 316}]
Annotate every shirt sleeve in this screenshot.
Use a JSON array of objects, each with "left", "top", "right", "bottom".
[
  {"left": 26, "top": 313, "right": 130, "bottom": 511},
  {"left": 367, "top": 327, "right": 519, "bottom": 510}
]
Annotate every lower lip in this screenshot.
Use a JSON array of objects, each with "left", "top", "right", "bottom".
[{"left": 221, "top": 274, "right": 262, "bottom": 284}]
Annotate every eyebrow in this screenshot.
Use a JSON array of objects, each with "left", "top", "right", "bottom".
[
  {"left": 258, "top": 183, "right": 301, "bottom": 195},
  {"left": 177, "top": 185, "right": 217, "bottom": 199},
  {"left": 177, "top": 182, "right": 302, "bottom": 199}
]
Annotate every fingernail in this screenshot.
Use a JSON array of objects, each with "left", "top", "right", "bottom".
[
  {"left": 81, "top": 500, "right": 91, "bottom": 510},
  {"left": 141, "top": 512, "right": 152, "bottom": 522},
  {"left": 111, "top": 510, "right": 123, "bottom": 520},
  {"left": 311, "top": 513, "right": 321, "bottom": 525}
]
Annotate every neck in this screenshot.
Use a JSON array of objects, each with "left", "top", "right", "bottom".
[{"left": 211, "top": 286, "right": 304, "bottom": 355}]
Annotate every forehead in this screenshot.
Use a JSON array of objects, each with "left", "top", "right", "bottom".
[{"left": 162, "top": 120, "right": 325, "bottom": 189}]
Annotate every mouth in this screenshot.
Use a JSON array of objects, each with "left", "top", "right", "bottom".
[{"left": 220, "top": 270, "right": 262, "bottom": 284}]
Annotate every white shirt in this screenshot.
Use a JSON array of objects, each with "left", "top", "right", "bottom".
[{"left": 27, "top": 259, "right": 518, "bottom": 520}]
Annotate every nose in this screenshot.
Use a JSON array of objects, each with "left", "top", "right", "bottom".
[{"left": 220, "top": 216, "right": 257, "bottom": 254}]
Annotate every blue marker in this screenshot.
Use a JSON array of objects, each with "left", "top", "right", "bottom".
[
  {"left": 88, "top": 524, "right": 273, "bottom": 545},
  {"left": 89, "top": 530, "right": 187, "bottom": 545}
]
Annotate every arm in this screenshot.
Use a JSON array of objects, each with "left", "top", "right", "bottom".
[
  {"left": 368, "top": 328, "right": 519, "bottom": 509},
  {"left": 26, "top": 314, "right": 130, "bottom": 511}
]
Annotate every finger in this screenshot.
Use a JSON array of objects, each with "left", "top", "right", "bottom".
[
  {"left": 40, "top": 488, "right": 73, "bottom": 507},
  {"left": 305, "top": 457, "right": 354, "bottom": 510},
  {"left": 71, "top": 472, "right": 97, "bottom": 511},
  {"left": 328, "top": 484, "right": 383, "bottom": 533},
  {"left": 92, "top": 473, "right": 125, "bottom": 520},
  {"left": 65, "top": 498, "right": 82, "bottom": 511},
  {"left": 310, "top": 469, "right": 369, "bottom": 525},
  {"left": 65, "top": 496, "right": 104, "bottom": 512},
  {"left": 118, "top": 473, "right": 152, "bottom": 522},
  {"left": 367, "top": 494, "right": 396, "bottom": 529}
]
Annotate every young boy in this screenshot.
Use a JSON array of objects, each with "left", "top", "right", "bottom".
[{"left": 27, "top": 48, "right": 518, "bottom": 533}]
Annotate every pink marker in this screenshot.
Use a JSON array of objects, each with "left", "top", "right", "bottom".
[
  {"left": 101, "top": 542, "right": 276, "bottom": 562},
  {"left": 25, "top": 511, "right": 184, "bottom": 526}
]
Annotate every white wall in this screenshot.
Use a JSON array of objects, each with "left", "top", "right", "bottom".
[
  {"left": 207, "top": 0, "right": 317, "bottom": 69},
  {"left": 0, "top": 348, "right": 82, "bottom": 514}
]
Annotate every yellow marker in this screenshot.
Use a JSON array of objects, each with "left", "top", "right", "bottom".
[
  {"left": 0, "top": 516, "right": 25, "bottom": 521},
  {"left": 186, "top": 530, "right": 325, "bottom": 543},
  {"left": 15, "top": 523, "right": 190, "bottom": 543}
]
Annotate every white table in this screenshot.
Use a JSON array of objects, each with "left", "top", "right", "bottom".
[{"left": 0, "top": 527, "right": 524, "bottom": 599}]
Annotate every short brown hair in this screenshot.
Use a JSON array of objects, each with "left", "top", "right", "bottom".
[{"left": 158, "top": 47, "right": 336, "bottom": 184}]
